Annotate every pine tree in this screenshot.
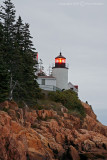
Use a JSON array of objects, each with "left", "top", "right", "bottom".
[
  {"left": 12, "top": 16, "right": 24, "bottom": 82},
  {"left": 19, "top": 51, "right": 39, "bottom": 106},
  {"left": 14, "top": 16, "right": 24, "bottom": 52},
  {"left": 0, "top": 0, "right": 16, "bottom": 50},
  {"left": 0, "top": 55, "right": 10, "bottom": 102},
  {"left": 23, "top": 23, "right": 35, "bottom": 52},
  {"left": 0, "top": 0, "right": 40, "bottom": 106},
  {"left": 13, "top": 17, "right": 39, "bottom": 105},
  {"left": 0, "top": 0, "right": 16, "bottom": 100},
  {"left": 14, "top": 27, "right": 39, "bottom": 105},
  {"left": 0, "top": 22, "right": 9, "bottom": 102}
]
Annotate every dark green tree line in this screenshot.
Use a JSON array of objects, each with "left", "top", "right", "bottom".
[
  {"left": 0, "top": 0, "right": 40, "bottom": 106},
  {"left": 0, "top": 21, "right": 10, "bottom": 102}
]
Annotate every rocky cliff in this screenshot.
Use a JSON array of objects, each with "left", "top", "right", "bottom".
[{"left": 0, "top": 101, "right": 107, "bottom": 160}]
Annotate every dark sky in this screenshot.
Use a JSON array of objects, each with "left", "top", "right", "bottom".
[{"left": 8, "top": 0, "right": 107, "bottom": 125}]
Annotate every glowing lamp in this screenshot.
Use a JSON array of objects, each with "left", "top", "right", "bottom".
[
  {"left": 55, "top": 58, "right": 66, "bottom": 64},
  {"left": 54, "top": 52, "right": 66, "bottom": 68}
]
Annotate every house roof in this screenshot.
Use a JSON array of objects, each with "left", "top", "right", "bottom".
[
  {"left": 38, "top": 76, "right": 56, "bottom": 79},
  {"left": 74, "top": 85, "right": 78, "bottom": 89},
  {"left": 68, "top": 82, "right": 78, "bottom": 90}
]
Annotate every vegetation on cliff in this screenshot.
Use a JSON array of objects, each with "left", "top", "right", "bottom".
[{"left": 48, "top": 90, "right": 86, "bottom": 118}]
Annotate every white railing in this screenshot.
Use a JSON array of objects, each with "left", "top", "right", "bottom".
[
  {"left": 52, "top": 63, "right": 69, "bottom": 68},
  {"left": 39, "top": 85, "right": 61, "bottom": 91}
]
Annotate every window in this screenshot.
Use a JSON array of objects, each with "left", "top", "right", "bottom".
[{"left": 42, "top": 79, "right": 45, "bottom": 85}]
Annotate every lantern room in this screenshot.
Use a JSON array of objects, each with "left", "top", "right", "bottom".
[{"left": 55, "top": 52, "right": 66, "bottom": 68}]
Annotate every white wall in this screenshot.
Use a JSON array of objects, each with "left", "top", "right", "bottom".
[
  {"left": 45, "top": 79, "right": 56, "bottom": 86},
  {"left": 37, "top": 78, "right": 41, "bottom": 85},
  {"left": 37, "top": 78, "right": 56, "bottom": 86},
  {"left": 37, "top": 77, "right": 56, "bottom": 91},
  {"left": 52, "top": 68, "right": 68, "bottom": 90},
  {"left": 39, "top": 85, "right": 55, "bottom": 91}
]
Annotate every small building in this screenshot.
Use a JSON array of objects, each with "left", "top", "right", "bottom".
[
  {"left": 68, "top": 82, "right": 78, "bottom": 94},
  {"left": 37, "top": 76, "right": 61, "bottom": 91}
]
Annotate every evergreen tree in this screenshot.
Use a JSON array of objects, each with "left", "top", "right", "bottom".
[
  {"left": 23, "top": 23, "right": 35, "bottom": 52},
  {"left": 13, "top": 17, "right": 39, "bottom": 105},
  {"left": 13, "top": 16, "right": 24, "bottom": 82},
  {"left": 0, "top": 0, "right": 16, "bottom": 100},
  {"left": 0, "top": 55, "right": 10, "bottom": 102},
  {"left": 0, "top": 22, "right": 9, "bottom": 102},
  {"left": 0, "top": 0, "right": 40, "bottom": 106},
  {"left": 14, "top": 16, "right": 24, "bottom": 52},
  {"left": 0, "top": 0, "right": 16, "bottom": 49}
]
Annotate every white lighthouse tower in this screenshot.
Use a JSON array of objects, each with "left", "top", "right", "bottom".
[{"left": 52, "top": 52, "right": 68, "bottom": 90}]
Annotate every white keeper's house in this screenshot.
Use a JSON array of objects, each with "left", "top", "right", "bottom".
[{"left": 36, "top": 52, "right": 78, "bottom": 93}]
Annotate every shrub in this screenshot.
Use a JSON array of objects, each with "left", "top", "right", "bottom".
[{"left": 48, "top": 90, "right": 86, "bottom": 118}]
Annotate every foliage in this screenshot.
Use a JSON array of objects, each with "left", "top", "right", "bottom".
[
  {"left": 37, "top": 99, "right": 63, "bottom": 112},
  {"left": 0, "top": 55, "right": 10, "bottom": 102},
  {"left": 0, "top": 22, "right": 10, "bottom": 102},
  {"left": 48, "top": 90, "right": 86, "bottom": 118},
  {"left": 0, "top": 0, "right": 40, "bottom": 106}
]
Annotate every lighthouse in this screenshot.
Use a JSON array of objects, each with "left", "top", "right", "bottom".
[{"left": 52, "top": 52, "right": 68, "bottom": 90}]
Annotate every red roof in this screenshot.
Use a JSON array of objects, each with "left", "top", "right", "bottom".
[{"left": 74, "top": 85, "right": 78, "bottom": 89}]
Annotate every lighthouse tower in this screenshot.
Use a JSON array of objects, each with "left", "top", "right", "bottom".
[{"left": 52, "top": 52, "right": 68, "bottom": 90}]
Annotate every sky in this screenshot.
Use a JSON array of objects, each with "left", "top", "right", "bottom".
[{"left": 3, "top": 0, "right": 107, "bottom": 125}]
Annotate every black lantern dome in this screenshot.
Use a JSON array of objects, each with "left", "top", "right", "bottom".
[{"left": 55, "top": 52, "right": 66, "bottom": 68}]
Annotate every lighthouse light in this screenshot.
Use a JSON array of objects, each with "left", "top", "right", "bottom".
[{"left": 55, "top": 58, "right": 66, "bottom": 64}]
